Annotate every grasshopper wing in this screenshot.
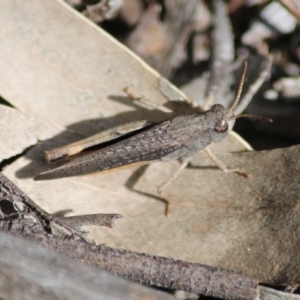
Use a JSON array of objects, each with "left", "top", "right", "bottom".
[
  {"left": 35, "top": 120, "right": 184, "bottom": 180},
  {"left": 45, "top": 120, "right": 152, "bottom": 162}
]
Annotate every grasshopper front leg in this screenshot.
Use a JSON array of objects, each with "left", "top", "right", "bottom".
[{"left": 157, "top": 158, "right": 190, "bottom": 216}]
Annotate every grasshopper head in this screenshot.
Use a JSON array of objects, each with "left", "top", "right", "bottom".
[
  {"left": 204, "top": 104, "right": 236, "bottom": 143},
  {"left": 205, "top": 61, "right": 272, "bottom": 144}
]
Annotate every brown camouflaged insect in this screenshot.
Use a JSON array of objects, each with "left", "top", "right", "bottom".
[{"left": 35, "top": 62, "right": 271, "bottom": 214}]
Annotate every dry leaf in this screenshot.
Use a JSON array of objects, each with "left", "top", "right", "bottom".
[
  {"left": 0, "top": 0, "right": 299, "bottom": 287},
  {"left": 0, "top": 105, "right": 60, "bottom": 161}
]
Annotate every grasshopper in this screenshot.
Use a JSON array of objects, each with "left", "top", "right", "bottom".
[{"left": 35, "top": 62, "right": 271, "bottom": 214}]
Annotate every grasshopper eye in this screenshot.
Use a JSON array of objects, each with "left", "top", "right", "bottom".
[
  {"left": 214, "top": 119, "right": 228, "bottom": 133},
  {"left": 210, "top": 104, "right": 225, "bottom": 111}
]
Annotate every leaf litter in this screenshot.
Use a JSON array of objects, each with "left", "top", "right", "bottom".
[{"left": 0, "top": 0, "right": 299, "bottom": 292}]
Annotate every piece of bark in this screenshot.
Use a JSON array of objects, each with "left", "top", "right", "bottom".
[
  {"left": 3, "top": 225, "right": 296, "bottom": 300},
  {"left": 1, "top": 230, "right": 260, "bottom": 300},
  {"left": 0, "top": 231, "right": 176, "bottom": 300},
  {"left": 0, "top": 172, "right": 121, "bottom": 240}
]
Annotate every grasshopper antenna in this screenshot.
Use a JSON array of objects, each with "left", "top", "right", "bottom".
[
  {"left": 229, "top": 61, "right": 248, "bottom": 112},
  {"left": 230, "top": 61, "right": 273, "bottom": 123},
  {"left": 235, "top": 114, "right": 273, "bottom": 123}
]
